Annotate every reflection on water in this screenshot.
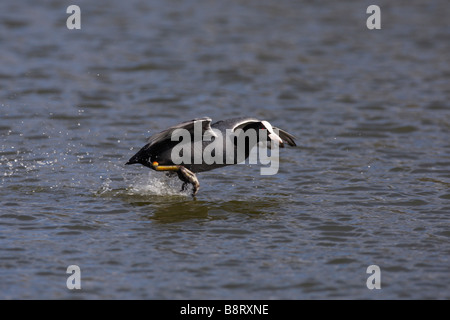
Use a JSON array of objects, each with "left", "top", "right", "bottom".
[
  {"left": 146, "top": 201, "right": 211, "bottom": 223},
  {"left": 1, "top": 0, "right": 449, "bottom": 299}
]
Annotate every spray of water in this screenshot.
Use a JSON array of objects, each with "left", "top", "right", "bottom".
[
  {"left": 96, "top": 165, "right": 188, "bottom": 199},
  {"left": 124, "top": 172, "right": 187, "bottom": 197}
]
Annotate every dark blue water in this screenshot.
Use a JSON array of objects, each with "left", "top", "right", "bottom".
[{"left": 0, "top": 0, "right": 449, "bottom": 299}]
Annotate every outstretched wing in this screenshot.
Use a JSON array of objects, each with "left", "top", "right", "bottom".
[
  {"left": 224, "top": 117, "right": 262, "bottom": 132},
  {"left": 213, "top": 117, "right": 297, "bottom": 146},
  {"left": 127, "top": 117, "right": 215, "bottom": 167},
  {"left": 146, "top": 117, "right": 214, "bottom": 148}
]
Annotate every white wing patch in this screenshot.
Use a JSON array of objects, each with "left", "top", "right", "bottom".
[{"left": 261, "top": 120, "right": 283, "bottom": 144}]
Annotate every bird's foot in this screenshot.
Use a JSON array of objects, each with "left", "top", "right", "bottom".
[
  {"left": 152, "top": 161, "right": 199, "bottom": 196},
  {"left": 177, "top": 167, "right": 200, "bottom": 196}
]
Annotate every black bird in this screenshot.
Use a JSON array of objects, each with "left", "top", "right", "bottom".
[{"left": 126, "top": 117, "right": 296, "bottom": 196}]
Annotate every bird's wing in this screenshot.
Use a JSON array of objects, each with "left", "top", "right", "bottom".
[
  {"left": 146, "top": 117, "right": 214, "bottom": 147},
  {"left": 217, "top": 117, "right": 262, "bottom": 132},
  {"left": 219, "top": 117, "right": 297, "bottom": 147}
]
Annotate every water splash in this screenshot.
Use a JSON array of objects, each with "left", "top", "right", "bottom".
[
  {"left": 95, "top": 171, "right": 188, "bottom": 198},
  {"left": 126, "top": 173, "right": 187, "bottom": 196}
]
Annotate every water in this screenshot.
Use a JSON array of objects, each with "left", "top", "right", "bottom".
[{"left": 1, "top": 0, "right": 449, "bottom": 299}]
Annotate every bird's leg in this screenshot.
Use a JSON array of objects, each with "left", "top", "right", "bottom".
[
  {"left": 152, "top": 162, "right": 199, "bottom": 196},
  {"left": 177, "top": 167, "right": 200, "bottom": 196}
]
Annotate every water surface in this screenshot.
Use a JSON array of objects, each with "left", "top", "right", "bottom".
[{"left": 0, "top": 0, "right": 449, "bottom": 299}]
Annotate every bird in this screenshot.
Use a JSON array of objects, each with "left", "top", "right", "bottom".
[{"left": 126, "top": 117, "right": 296, "bottom": 196}]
